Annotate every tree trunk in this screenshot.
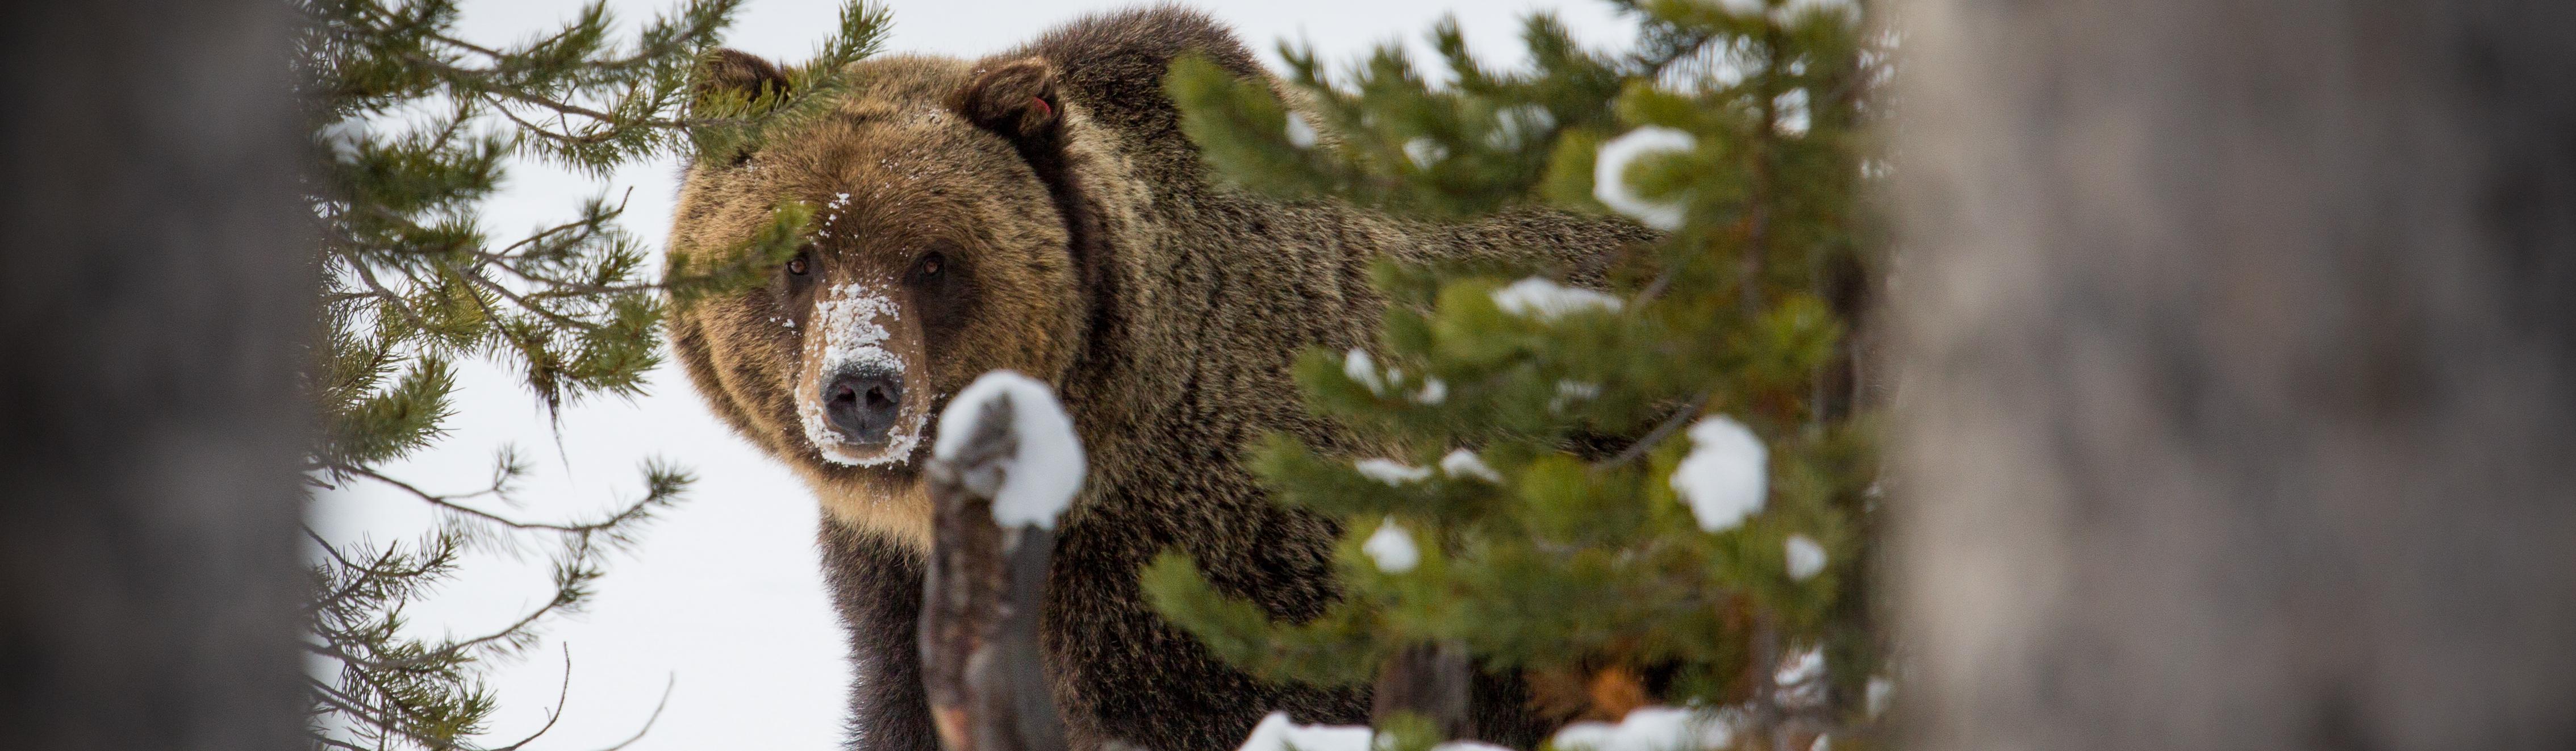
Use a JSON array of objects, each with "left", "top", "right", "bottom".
[
  {"left": 1372, "top": 641, "right": 1472, "bottom": 739},
  {"left": 923, "top": 394, "right": 1069, "bottom": 751},
  {"left": 0, "top": 0, "right": 312, "bottom": 749},
  {"left": 1891, "top": 1, "right": 2576, "bottom": 750}
]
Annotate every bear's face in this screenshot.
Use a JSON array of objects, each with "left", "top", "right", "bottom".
[{"left": 669, "top": 53, "right": 1085, "bottom": 491}]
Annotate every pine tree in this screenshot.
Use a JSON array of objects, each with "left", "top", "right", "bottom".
[
  {"left": 1142, "top": 1, "right": 1890, "bottom": 748},
  {"left": 294, "top": 1, "right": 885, "bottom": 747}
]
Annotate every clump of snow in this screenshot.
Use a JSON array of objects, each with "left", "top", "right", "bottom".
[
  {"left": 1355, "top": 458, "right": 1431, "bottom": 485},
  {"left": 1670, "top": 416, "right": 1767, "bottom": 532},
  {"left": 1363, "top": 517, "right": 1419, "bottom": 573},
  {"left": 1284, "top": 112, "right": 1320, "bottom": 149},
  {"left": 1593, "top": 126, "right": 1696, "bottom": 230},
  {"left": 1773, "top": 646, "right": 1829, "bottom": 709},
  {"left": 1809, "top": 735, "right": 1831, "bottom": 751},
  {"left": 1492, "top": 277, "right": 1624, "bottom": 320},
  {"left": 1550, "top": 706, "right": 1734, "bottom": 751},
  {"left": 1784, "top": 534, "right": 1827, "bottom": 581},
  {"left": 1864, "top": 676, "right": 1893, "bottom": 719},
  {"left": 932, "top": 370, "right": 1086, "bottom": 529},
  {"left": 1773, "top": 88, "right": 1812, "bottom": 136},
  {"left": 801, "top": 283, "right": 920, "bottom": 467},
  {"left": 319, "top": 118, "right": 367, "bottom": 160},
  {"left": 1439, "top": 449, "right": 1500, "bottom": 482},
  {"left": 1237, "top": 712, "right": 1372, "bottom": 751},
  {"left": 1404, "top": 137, "right": 1451, "bottom": 168},
  {"left": 1344, "top": 348, "right": 1385, "bottom": 394},
  {"left": 1414, "top": 377, "right": 1448, "bottom": 405},
  {"left": 1775, "top": 646, "right": 1825, "bottom": 687}
]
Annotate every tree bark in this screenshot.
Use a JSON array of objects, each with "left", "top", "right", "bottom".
[
  {"left": 923, "top": 394, "right": 1069, "bottom": 751},
  {"left": 1892, "top": 1, "right": 2576, "bottom": 750},
  {"left": 0, "top": 0, "right": 311, "bottom": 749},
  {"left": 1371, "top": 641, "right": 1472, "bottom": 739}
]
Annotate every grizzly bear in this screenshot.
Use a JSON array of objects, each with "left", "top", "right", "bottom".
[{"left": 663, "top": 7, "right": 1656, "bottom": 751}]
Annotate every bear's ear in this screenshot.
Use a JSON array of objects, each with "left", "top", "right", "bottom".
[
  {"left": 695, "top": 48, "right": 791, "bottom": 107},
  {"left": 949, "top": 57, "right": 1063, "bottom": 143}
]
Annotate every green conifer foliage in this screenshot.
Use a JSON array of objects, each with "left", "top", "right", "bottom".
[
  {"left": 1146, "top": 1, "right": 1889, "bottom": 748},
  {"left": 294, "top": 2, "right": 883, "bottom": 748}
]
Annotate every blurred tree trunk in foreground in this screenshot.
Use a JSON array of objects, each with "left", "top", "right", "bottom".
[
  {"left": 0, "top": 1, "right": 311, "bottom": 749},
  {"left": 1893, "top": 1, "right": 2575, "bottom": 750}
]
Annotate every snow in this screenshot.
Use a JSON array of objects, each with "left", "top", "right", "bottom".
[
  {"left": 1593, "top": 126, "right": 1696, "bottom": 230},
  {"left": 1486, "top": 104, "right": 1556, "bottom": 150},
  {"left": 1809, "top": 735, "right": 1830, "bottom": 751},
  {"left": 1284, "top": 112, "right": 1320, "bottom": 149},
  {"left": 1775, "top": 646, "right": 1825, "bottom": 687},
  {"left": 1344, "top": 348, "right": 1385, "bottom": 394},
  {"left": 320, "top": 118, "right": 367, "bottom": 160},
  {"left": 1492, "top": 277, "right": 1624, "bottom": 320},
  {"left": 1344, "top": 349, "right": 1441, "bottom": 404},
  {"left": 1363, "top": 517, "right": 1419, "bottom": 573},
  {"left": 1549, "top": 706, "right": 1734, "bottom": 751},
  {"left": 1439, "top": 449, "right": 1500, "bottom": 482},
  {"left": 1551, "top": 380, "right": 1602, "bottom": 412},
  {"left": 932, "top": 370, "right": 1086, "bottom": 529},
  {"left": 1404, "top": 137, "right": 1451, "bottom": 168},
  {"left": 1784, "top": 534, "right": 1827, "bottom": 581},
  {"left": 1773, "top": 646, "right": 1828, "bottom": 709},
  {"left": 1780, "top": 0, "right": 1859, "bottom": 20},
  {"left": 1773, "top": 88, "right": 1811, "bottom": 136},
  {"left": 1236, "top": 711, "right": 1373, "bottom": 751},
  {"left": 1669, "top": 416, "right": 1767, "bottom": 532},
  {"left": 1865, "top": 676, "right": 1893, "bottom": 719},
  {"left": 801, "top": 283, "right": 921, "bottom": 467},
  {"left": 1355, "top": 458, "right": 1431, "bottom": 485}
]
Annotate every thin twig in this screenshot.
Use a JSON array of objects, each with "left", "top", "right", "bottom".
[
  {"left": 332, "top": 464, "right": 621, "bottom": 533},
  {"left": 1594, "top": 391, "right": 1711, "bottom": 472},
  {"left": 484, "top": 645, "right": 580, "bottom": 751},
  {"left": 586, "top": 675, "right": 678, "bottom": 751}
]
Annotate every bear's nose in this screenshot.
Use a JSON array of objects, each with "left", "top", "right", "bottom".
[{"left": 823, "top": 370, "right": 904, "bottom": 445}]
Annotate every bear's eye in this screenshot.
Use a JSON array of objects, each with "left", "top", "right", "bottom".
[
  {"left": 786, "top": 253, "right": 811, "bottom": 277},
  {"left": 909, "top": 252, "right": 946, "bottom": 283}
]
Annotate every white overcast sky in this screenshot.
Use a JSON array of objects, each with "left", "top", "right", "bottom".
[{"left": 308, "top": 1, "right": 1633, "bottom": 748}]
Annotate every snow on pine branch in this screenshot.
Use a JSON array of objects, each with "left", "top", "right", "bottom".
[
  {"left": 1492, "top": 277, "right": 1624, "bottom": 320},
  {"left": 1593, "top": 126, "right": 1697, "bottom": 231},
  {"left": 1236, "top": 712, "right": 1373, "bottom": 751},
  {"left": 1363, "top": 517, "right": 1419, "bottom": 573},
  {"left": 1551, "top": 706, "right": 1738, "bottom": 751},
  {"left": 1670, "top": 415, "right": 1768, "bottom": 533}
]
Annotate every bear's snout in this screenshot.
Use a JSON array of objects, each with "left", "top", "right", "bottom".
[{"left": 822, "top": 369, "right": 904, "bottom": 446}]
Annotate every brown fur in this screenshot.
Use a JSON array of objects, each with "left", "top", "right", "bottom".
[{"left": 664, "top": 7, "right": 1657, "bottom": 751}]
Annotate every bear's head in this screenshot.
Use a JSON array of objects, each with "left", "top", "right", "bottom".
[{"left": 666, "top": 50, "right": 1097, "bottom": 538}]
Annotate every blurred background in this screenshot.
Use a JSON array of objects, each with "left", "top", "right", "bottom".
[{"left": 10, "top": 0, "right": 2570, "bottom": 749}]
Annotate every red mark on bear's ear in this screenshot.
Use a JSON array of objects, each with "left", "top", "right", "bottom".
[{"left": 950, "top": 57, "right": 1062, "bottom": 141}]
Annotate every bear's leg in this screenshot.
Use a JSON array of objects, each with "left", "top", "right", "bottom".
[{"left": 820, "top": 520, "right": 940, "bottom": 751}]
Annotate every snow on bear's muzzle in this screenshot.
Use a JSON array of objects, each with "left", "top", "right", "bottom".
[{"left": 798, "top": 281, "right": 930, "bottom": 467}]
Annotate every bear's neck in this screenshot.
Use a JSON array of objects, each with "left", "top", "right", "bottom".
[{"left": 1059, "top": 189, "right": 1604, "bottom": 477}]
